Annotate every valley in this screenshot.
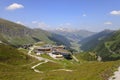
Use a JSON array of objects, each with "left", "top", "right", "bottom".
[
  {"left": 0, "top": 16, "right": 120, "bottom": 80},
  {"left": 1, "top": 40, "right": 120, "bottom": 80}
]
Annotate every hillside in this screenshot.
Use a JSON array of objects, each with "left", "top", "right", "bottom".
[
  {"left": 51, "top": 29, "right": 95, "bottom": 51},
  {"left": 0, "top": 18, "right": 71, "bottom": 47},
  {"left": 95, "top": 30, "right": 120, "bottom": 61},
  {"left": 79, "top": 29, "right": 120, "bottom": 61},
  {"left": 0, "top": 18, "right": 51, "bottom": 46},
  {"left": 0, "top": 43, "right": 44, "bottom": 80},
  {"left": 0, "top": 43, "right": 120, "bottom": 80},
  {"left": 0, "top": 43, "right": 34, "bottom": 65},
  {"left": 79, "top": 29, "right": 114, "bottom": 51}
]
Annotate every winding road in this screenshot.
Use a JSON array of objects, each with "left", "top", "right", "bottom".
[
  {"left": 27, "top": 46, "right": 55, "bottom": 73},
  {"left": 31, "top": 60, "right": 48, "bottom": 73},
  {"left": 28, "top": 45, "right": 73, "bottom": 73}
]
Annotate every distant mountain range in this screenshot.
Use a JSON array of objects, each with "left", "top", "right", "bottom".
[
  {"left": 94, "top": 30, "right": 120, "bottom": 61},
  {"left": 79, "top": 29, "right": 115, "bottom": 51},
  {"left": 79, "top": 29, "right": 120, "bottom": 61},
  {"left": 1, "top": 18, "right": 120, "bottom": 61},
  {"left": 0, "top": 18, "right": 71, "bottom": 47},
  {"left": 51, "top": 28, "right": 95, "bottom": 42}
]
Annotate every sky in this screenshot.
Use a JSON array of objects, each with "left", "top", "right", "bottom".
[{"left": 0, "top": 0, "right": 120, "bottom": 32}]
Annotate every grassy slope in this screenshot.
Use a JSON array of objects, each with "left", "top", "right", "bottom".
[
  {"left": 108, "top": 30, "right": 120, "bottom": 53},
  {"left": 79, "top": 30, "right": 114, "bottom": 51},
  {"left": 79, "top": 30, "right": 120, "bottom": 61},
  {"left": 0, "top": 18, "right": 36, "bottom": 46},
  {"left": 1, "top": 60, "right": 118, "bottom": 80},
  {"left": 37, "top": 61, "right": 120, "bottom": 80},
  {"left": 0, "top": 44, "right": 43, "bottom": 80},
  {"left": 95, "top": 30, "right": 120, "bottom": 60},
  {"left": 0, "top": 44, "right": 120, "bottom": 80},
  {"left": 32, "top": 29, "right": 53, "bottom": 44},
  {"left": 42, "top": 61, "right": 120, "bottom": 80},
  {"left": 0, "top": 18, "right": 53, "bottom": 46},
  {"left": 0, "top": 18, "right": 71, "bottom": 47},
  {"left": 0, "top": 44, "right": 32, "bottom": 65},
  {"left": 34, "top": 53, "right": 120, "bottom": 80}
]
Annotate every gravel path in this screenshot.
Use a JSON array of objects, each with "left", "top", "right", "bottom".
[
  {"left": 28, "top": 46, "right": 54, "bottom": 62},
  {"left": 109, "top": 66, "right": 120, "bottom": 80},
  {"left": 72, "top": 55, "right": 79, "bottom": 62},
  {"left": 28, "top": 45, "right": 73, "bottom": 73},
  {"left": 52, "top": 69, "right": 73, "bottom": 72},
  {"left": 28, "top": 46, "right": 54, "bottom": 73},
  {"left": 31, "top": 60, "right": 48, "bottom": 73}
]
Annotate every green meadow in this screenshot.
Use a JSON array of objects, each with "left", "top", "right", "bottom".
[{"left": 0, "top": 45, "right": 120, "bottom": 80}]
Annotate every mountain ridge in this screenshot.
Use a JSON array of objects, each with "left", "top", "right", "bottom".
[
  {"left": 0, "top": 18, "right": 71, "bottom": 47},
  {"left": 51, "top": 29, "right": 95, "bottom": 42},
  {"left": 79, "top": 29, "right": 120, "bottom": 61},
  {"left": 79, "top": 29, "right": 115, "bottom": 51}
]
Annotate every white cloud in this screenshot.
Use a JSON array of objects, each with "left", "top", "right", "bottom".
[
  {"left": 16, "top": 21, "right": 24, "bottom": 25},
  {"left": 6, "top": 3, "right": 24, "bottom": 10},
  {"left": 32, "top": 21, "right": 38, "bottom": 24},
  {"left": 38, "top": 22, "right": 49, "bottom": 28},
  {"left": 110, "top": 10, "right": 120, "bottom": 15},
  {"left": 31, "top": 21, "right": 50, "bottom": 30},
  {"left": 56, "top": 27, "right": 74, "bottom": 32},
  {"left": 104, "top": 21, "right": 113, "bottom": 25},
  {"left": 82, "top": 14, "right": 87, "bottom": 17},
  {"left": 56, "top": 23, "right": 74, "bottom": 32},
  {"left": 66, "top": 23, "right": 71, "bottom": 25},
  {"left": 58, "top": 23, "right": 71, "bottom": 27}
]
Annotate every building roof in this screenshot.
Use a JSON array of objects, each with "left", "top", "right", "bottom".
[{"left": 36, "top": 47, "right": 51, "bottom": 50}]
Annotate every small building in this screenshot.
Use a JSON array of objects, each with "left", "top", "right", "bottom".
[
  {"left": 37, "top": 47, "right": 51, "bottom": 51},
  {"left": 51, "top": 52, "right": 63, "bottom": 58},
  {"left": 21, "top": 44, "right": 33, "bottom": 49},
  {"left": 34, "top": 50, "right": 43, "bottom": 55},
  {"left": 52, "top": 49, "right": 72, "bottom": 59},
  {"left": 52, "top": 45, "right": 65, "bottom": 50},
  {"left": 34, "top": 47, "right": 52, "bottom": 55},
  {"left": 56, "top": 54, "right": 63, "bottom": 58}
]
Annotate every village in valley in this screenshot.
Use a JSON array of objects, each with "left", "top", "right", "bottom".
[{"left": 21, "top": 42, "right": 73, "bottom": 60}]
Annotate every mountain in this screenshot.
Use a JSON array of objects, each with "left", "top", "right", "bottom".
[
  {"left": 79, "top": 29, "right": 120, "bottom": 61},
  {"left": 0, "top": 43, "right": 34, "bottom": 65},
  {"left": 51, "top": 28, "right": 95, "bottom": 42},
  {"left": 0, "top": 18, "right": 70, "bottom": 47},
  {"left": 94, "top": 30, "right": 120, "bottom": 61},
  {"left": 79, "top": 29, "right": 115, "bottom": 51},
  {"left": 0, "top": 18, "right": 51, "bottom": 46},
  {"left": 0, "top": 43, "right": 43, "bottom": 80}
]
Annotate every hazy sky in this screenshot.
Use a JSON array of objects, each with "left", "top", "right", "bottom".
[{"left": 0, "top": 0, "right": 120, "bottom": 32}]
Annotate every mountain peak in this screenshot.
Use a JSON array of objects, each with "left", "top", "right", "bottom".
[{"left": 56, "top": 27, "right": 76, "bottom": 32}]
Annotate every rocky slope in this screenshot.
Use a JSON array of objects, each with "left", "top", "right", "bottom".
[{"left": 0, "top": 18, "right": 70, "bottom": 47}]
